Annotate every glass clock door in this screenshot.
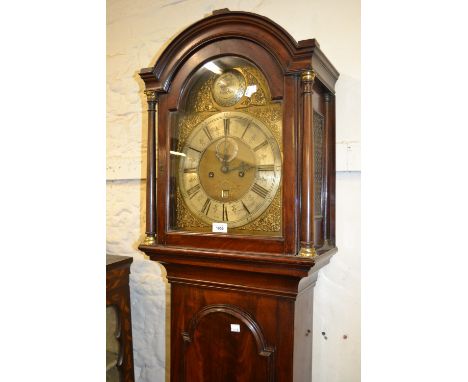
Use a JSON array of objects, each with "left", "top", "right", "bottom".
[{"left": 168, "top": 57, "right": 283, "bottom": 236}]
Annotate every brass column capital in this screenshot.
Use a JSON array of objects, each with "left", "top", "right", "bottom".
[
  {"left": 301, "top": 70, "right": 316, "bottom": 83},
  {"left": 301, "top": 70, "right": 316, "bottom": 93},
  {"left": 144, "top": 89, "right": 158, "bottom": 102}
]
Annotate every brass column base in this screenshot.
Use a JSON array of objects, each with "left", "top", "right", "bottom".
[
  {"left": 143, "top": 234, "right": 156, "bottom": 245},
  {"left": 298, "top": 246, "right": 318, "bottom": 258}
]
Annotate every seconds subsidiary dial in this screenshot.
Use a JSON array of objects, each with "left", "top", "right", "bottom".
[{"left": 178, "top": 111, "right": 282, "bottom": 229}]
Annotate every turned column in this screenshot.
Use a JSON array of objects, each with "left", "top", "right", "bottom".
[
  {"left": 299, "top": 70, "right": 318, "bottom": 257},
  {"left": 143, "top": 90, "right": 158, "bottom": 245}
]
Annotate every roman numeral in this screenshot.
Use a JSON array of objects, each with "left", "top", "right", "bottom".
[
  {"left": 251, "top": 183, "right": 269, "bottom": 198},
  {"left": 186, "top": 184, "right": 201, "bottom": 199},
  {"left": 241, "top": 201, "right": 251, "bottom": 215},
  {"left": 224, "top": 118, "right": 230, "bottom": 136},
  {"left": 241, "top": 121, "right": 252, "bottom": 139},
  {"left": 257, "top": 164, "right": 275, "bottom": 171},
  {"left": 201, "top": 198, "right": 212, "bottom": 215},
  {"left": 222, "top": 204, "right": 229, "bottom": 221},
  {"left": 253, "top": 140, "right": 268, "bottom": 151},
  {"left": 203, "top": 126, "right": 213, "bottom": 141},
  {"left": 188, "top": 146, "right": 201, "bottom": 154},
  {"left": 184, "top": 168, "right": 197, "bottom": 173}
]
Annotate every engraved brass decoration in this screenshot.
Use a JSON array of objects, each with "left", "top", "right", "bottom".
[
  {"left": 176, "top": 189, "right": 210, "bottom": 229},
  {"left": 175, "top": 62, "right": 282, "bottom": 233},
  {"left": 177, "top": 112, "right": 214, "bottom": 152},
  {"left": 236, "top": 189, "right": 281, "bottom": 232},
  {"left": 177, "top": 105, "right": 282, "bottom": 153},
  {"left": 194, "top": 76, "right": 217, "bottom": 112},
  {"left": 212, "top": 69, "right": 246, "bottom": 107},
  {"left": 244, "top": 104, "right": 282, "bottom": 148},
  {"left": 188, "top": 66, "right": 272, "bottom": 114},
  {"left": 237, "top": 67, "right": 269, "bottom": 107}
]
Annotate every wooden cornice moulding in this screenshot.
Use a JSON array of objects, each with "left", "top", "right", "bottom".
[{"left": 139, "top": 9, "right": 339, "bottom": 94}]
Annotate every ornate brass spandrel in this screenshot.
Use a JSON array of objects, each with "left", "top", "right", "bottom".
[
  {"left": 236, "top": 188, "right": 282, "bottom": 233},
  {"left": 236, "top": 66, "right": 269, "bottom": 107},
  {"left": 176, "top": 112, "right": 214, "bottom": 152},
  {"left": 176, "top": 189, "right": 210, "bottom": 229},
  {"left": 244, "top": 103, "right": 282, "bottom": 149},
  {"left": 194, "top": 75, "right": 218, "bottom": 112}
]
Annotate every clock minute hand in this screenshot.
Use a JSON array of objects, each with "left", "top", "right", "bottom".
[
  {"left": 222, "top": 141, "right": 229, "bottom": 172},
  {"left": 222, "top": 130, "right": 229, "bottom": 168}
]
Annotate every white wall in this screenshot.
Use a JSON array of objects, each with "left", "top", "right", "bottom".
[{"left": 107, "top": 1, "right": 360, "bottom": 381}]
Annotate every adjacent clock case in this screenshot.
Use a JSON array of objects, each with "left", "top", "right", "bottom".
[{"left": 139, "top": 10, "right": 338, "bottom": 256}]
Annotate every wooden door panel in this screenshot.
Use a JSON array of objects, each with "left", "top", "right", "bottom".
[{"left": 182, "top": 305, "right": 275, "bottom": 382}]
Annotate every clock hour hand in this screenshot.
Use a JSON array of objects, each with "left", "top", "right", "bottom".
[
  {"left": 215, "top": 139, "right": 230, "bottom": 172},
  {"left": 225, "top": 161, "right": 254, "bottom": 173}
]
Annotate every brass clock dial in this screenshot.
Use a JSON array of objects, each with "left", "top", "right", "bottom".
[
  {"left": 211, "top": 69, "right": 246, "bottom": 107},
  {"left": 178, "top": 111, "right": 282, "bottom": 229}
]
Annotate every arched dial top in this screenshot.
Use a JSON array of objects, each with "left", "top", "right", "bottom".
[{"left": 178, "top": 111, "right": 282, "bottom": 229}]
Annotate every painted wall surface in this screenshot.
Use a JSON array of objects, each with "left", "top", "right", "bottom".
[{"left": 106, "top": 1, "right": 360, "bottom": 381}]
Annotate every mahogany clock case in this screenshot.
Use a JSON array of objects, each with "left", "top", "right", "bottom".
[{"left": 138, "top": 9, "right": 339, "bottom": 382}]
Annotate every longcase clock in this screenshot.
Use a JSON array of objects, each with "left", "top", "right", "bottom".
[{"left": 138, "top": 9, "right": 339, "bottom": 382}]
